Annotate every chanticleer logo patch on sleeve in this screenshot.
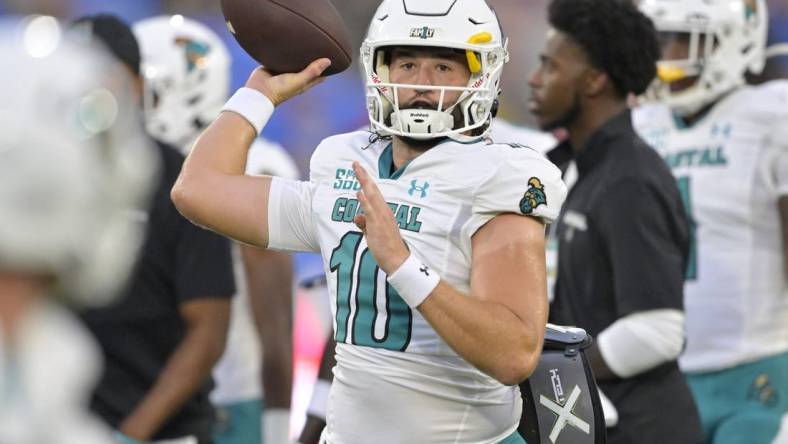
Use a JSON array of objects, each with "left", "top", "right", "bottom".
[{"left": 519, "top": 177, "right": 547, "bottom": 215}]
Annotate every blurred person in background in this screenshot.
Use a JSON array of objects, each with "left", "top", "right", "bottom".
[
  {"left": 133, "top": 15, "right": 300, "bottom": 444},
  {"left": 634, "top": 0, "right": 788, "bottom": 442},
  {"left": 530, "top": 0, "right": 703, "bottom": 442},
  {"left": 73, "top": 14, "right": 236, "bottom": 444},
  {"left": 296, "top": 319, "right": 334, "bottom": 444},
  {"left": 0, "top": 15, "right": 158, "bottom": 444}
]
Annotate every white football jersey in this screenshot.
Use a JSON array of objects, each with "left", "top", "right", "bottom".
[
  {"left": 211, "top": 139, "right": 300, "bottom": 405},
  {"left": 488, "top": 120, "right": 568, "bottom": 303},
  {"left": 489, "top": 119, "right": 557, "bottom": 154},
  {"left": 0, "top": 301, "right": 113, "bottom": 444},
  {"left": 267, "top": 131, "right": 566, "bottom": 443},
  {"left": 633, "top": 81, "right": 788, "bottom": 373}
]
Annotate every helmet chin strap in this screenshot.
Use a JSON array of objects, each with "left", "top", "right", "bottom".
[{"left": 390, "top": 109, "right": 455, "bottom": 138}]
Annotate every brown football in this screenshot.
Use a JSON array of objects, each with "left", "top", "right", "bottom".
[{"left": 221, "top": 0, "right": 353, "bottom": 76}]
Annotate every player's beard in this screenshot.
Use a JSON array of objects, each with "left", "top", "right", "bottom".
[
  {"left": 398, "top": 135, "right": 447, "bottom": 151},
  {"left": 539, "top": 92, "right": 581, "bottom": 132}
]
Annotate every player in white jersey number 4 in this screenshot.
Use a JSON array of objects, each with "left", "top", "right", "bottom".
[
  {"left": 173, "top": 0, "right": 567, "bottom": 442},
  {"left": 634, "top": 0, "right": 788, "bottom": 443}
]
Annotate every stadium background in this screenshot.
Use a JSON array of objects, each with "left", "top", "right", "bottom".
[{"left": 3, "top": 0, "right": 787, "bottom": 435}]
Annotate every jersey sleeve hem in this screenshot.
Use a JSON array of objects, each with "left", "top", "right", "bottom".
[{"left": 266, "top": 177, "right": 320, "bottom": 253}]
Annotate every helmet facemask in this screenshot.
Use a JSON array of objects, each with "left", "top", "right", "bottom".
[
  {"left": 361, "top": 0, "right": 508, "bottom": 142},
  {"left": 363, "top": 40, "right": 506, "bottom": 142}
]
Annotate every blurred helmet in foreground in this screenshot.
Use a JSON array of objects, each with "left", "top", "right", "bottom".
[{"left": 0, "top": 15, "right": 159, "bottom": 306}]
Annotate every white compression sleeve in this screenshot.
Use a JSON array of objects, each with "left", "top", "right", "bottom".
[{"left": 597, "top": 309, "right": 685, "bottom": 378}]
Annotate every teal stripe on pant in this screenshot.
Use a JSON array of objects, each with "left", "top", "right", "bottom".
[
  {"left": 213, "top": 399, "right": 262, "bottom": 444},
  {"left": 686, "top": 352, "right": 788, "bottom": 444},
  {"left": 498, "top": 430, "right": 527, "bottom": 444}
]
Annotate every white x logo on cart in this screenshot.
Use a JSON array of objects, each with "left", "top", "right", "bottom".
[{"left": 539, "top": 385, "right": 591, "bottom": 443}]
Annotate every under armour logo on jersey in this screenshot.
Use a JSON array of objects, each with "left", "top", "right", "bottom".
[
  {"left": 419, "top": 265, "right": 430, "bottom": 276},
  {"left": 539, "top": 385, "right": 591, "bottom": 442},
  {"left": 711, "top": 123, "right": 732, "bottom": 139},
  {"left": 408, "top": 180, "right": 429, "bottom": 198}
]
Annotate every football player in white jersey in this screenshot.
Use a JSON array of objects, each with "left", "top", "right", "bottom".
[
  {"left": 172, "top": 0, "right": 567, "bottom": 442},
  {"left": 0, "top": 17, "right": 158, "bottom": 444},
  {"left": 134, "top": 16, "right": 299, "bottom": 444},
  {"left": 293, "top": 117, "right": 562, "bottom": 444},
  {"left": 634, "top": 1, "right": 788, "bottom": 442}
]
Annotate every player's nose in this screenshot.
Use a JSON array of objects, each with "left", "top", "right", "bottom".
[
  {"left": 528, "top": 66, "right": 541, "bottom": 89},
  {"left": 414, "top": 64, "right": 437, "bottom": 87}
]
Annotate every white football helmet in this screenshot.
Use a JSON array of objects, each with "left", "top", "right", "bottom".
[
  {"left": 362, "top": 0, "right": 508, "bottom": 141},
  {"left": 133, "top": 15, "right": 230, "bottom": 152},
  {"left": 0, "top": 16, "right": 158, "bottom": 306},
  {"left": 639, "top": 0, "right": 769, "bottom": 116}
]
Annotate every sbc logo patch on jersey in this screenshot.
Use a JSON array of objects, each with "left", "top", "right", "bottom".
[{"left": 520, "top": 177, "right": 547, "bottom": 215}]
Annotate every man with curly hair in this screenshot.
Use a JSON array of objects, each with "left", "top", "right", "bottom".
[{"left": 528, "top": 0, "right": 703, "bottom": 442}]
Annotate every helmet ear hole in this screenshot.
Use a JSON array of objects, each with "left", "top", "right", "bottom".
[
  {"left": 491, "top": 99, "right": 499, "bottom": 118},
  {"left": 374, "top": 48, "right": 390, "bottom": 83}
]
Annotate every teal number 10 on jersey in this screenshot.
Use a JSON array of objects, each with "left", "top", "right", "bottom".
[{"left": 330, "top": 232, "right": 413, "bottom": 351}]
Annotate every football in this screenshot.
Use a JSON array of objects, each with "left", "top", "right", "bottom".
[{"left": 221, "top": 0, "right": 353, "bottom": 76}]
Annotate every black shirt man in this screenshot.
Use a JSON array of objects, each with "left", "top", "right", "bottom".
[{"left": 527, "top": 1, "right": 702, "bottom": 442}]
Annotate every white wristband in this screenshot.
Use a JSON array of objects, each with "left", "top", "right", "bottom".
[
  {"left": 221, "top": 87, "right": 274, "bottom": 136},
  {"left": 306, "top": 379, "right": 331, "bottom": 420},
  {"left": 386, "top": 254, "right": 440, "bottom": 308}
]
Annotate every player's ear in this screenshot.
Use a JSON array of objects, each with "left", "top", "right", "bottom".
[{"left": 582, "top": 67, "right": 609, "bottom": 98}]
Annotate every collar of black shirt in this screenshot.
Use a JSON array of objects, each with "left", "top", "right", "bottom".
[{"left": 546, "top": 108, "right": 634, "bottom": 176}]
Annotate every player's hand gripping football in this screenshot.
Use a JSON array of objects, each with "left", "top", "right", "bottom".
[
  {"left": 245, "top": 58, "right": 332, "bottom": 106},
  {"left": 352, "top": 162, "right": 410, "bottom": 275}
]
